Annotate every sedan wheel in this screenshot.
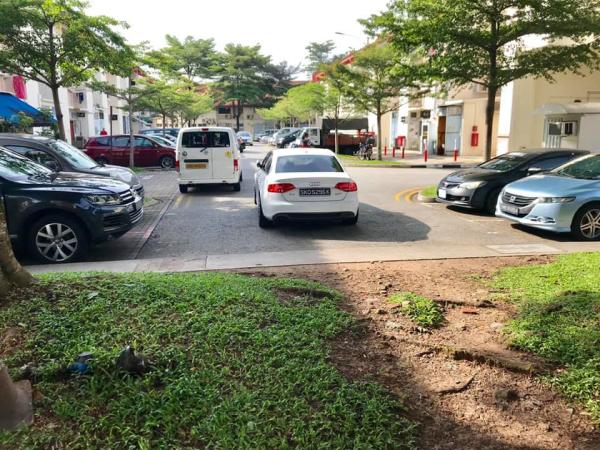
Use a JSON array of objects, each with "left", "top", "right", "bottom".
[
  {"left": 160, "top": 156, "right": 175, "bottom": 169},
  {"left": 28, "top": 215, "right": 89, "bottom": 263},
  {"left": 576, "top": 206, "right": 600, "bottom": 240}
]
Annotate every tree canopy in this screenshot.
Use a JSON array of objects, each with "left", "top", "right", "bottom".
[
  {"left": 305, "top": 41, "right": 340, "bottom": 73},
  {"left": 147, "top": 35, "right": 217, "bottom": 81},
  {"left": 366, "top": 0, "right": 600, "bottom": 159},
  {"left": 0, "top": 0, "right": 134, "bottom": 140}
]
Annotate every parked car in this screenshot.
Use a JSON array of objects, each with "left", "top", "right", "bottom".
[
  {"left": 437, "top": 149, "right": 588, "bottom": 213},
  {"left": 0, "top": 147, "right": 143, "bottom": 263},
  {"left": 237, "top": 131, "right": 253, "bottom": 146},
  {"left": 0, "top": 134, "right": 144, "bottom": 198},
  {"left": 270, "top": 128, "right": 299, "bottom": 146},
  {"left": 85, "top": 135, "right": 176, "bottom": 169},
  {"left": 496, "top": 153, "right": 600, "bottom": 240},
  {"left": 177, "top": 127, "right": 242, "bottom": 193},
  {"left": 145, "top": 134, "right": 176, "bottom": 146},
  {"left": 253, "top": 148, "right": 359, "bottom": 228},
  {"left": 257, "top": 129, "right": 275, "bottom": 142},
  {"left": 280, "top": 129, "right": 303, "bottom": 148},
  {"left": 140, "top": 128, "right": 180, "bottom": 139}
]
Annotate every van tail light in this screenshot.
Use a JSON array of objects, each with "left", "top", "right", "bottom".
[
  {"left": 268, "top": 183, "right": 295, "bottom": 193},
  {"left": 335, "top": 181, "right": 358, "bottom": 192},
  {"left": 234, "top": 159, "right": 239, "bottom": 172},
  {"left": 175, "top": 159, "right": 180, "bottom": 172}
]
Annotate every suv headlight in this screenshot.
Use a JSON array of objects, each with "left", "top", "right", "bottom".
[
  {"left": 459, "top": 181, "right": 486, "bottom": 190},
  {"left": 537, "top": 197, "right": 576, "bottom": 204},
  {"left": 85, "top": 194, "right": 121, "bottom": 205}
]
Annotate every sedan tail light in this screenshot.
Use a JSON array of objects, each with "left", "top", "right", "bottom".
[
  {"left": 268, "top": 183, "right": 295, "bottom": 193},
  {"left": 335, "top": 181, "right": 358, "bottom": 192}
]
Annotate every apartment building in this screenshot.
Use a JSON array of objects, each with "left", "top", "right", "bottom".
[{"left": 0, "top": 73, "right": 137, "bottom": 147}]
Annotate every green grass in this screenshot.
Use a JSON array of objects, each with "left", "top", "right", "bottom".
[
  {"left": 419, "top": 186, "right": 438, "bottom": 199},
  {"left": 493, "top": 253, "right": 600, "bottom": 421},
  {"left": 337, "top": 154, "right": 407, "bottom": 166},
  {"left": 389, "top": 292, "right": 444, "bottom": 328},
  {"left": 0, "top": 273, "right": 416, "bottom": 449}
]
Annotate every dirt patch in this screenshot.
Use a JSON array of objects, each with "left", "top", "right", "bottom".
[
  {"left": 238, "top": 256, "right": 600, "bottom": 450},
  {"left": 1, "top": 326, "right": 25, "bottom": 358}
]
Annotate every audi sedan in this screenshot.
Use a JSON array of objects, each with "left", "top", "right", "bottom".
[
  {"left": 254, "top": 149, "right": 359, "bottom": 227},
  {"left": 496, "top": 154, "right": 600, "bottom": 240}
]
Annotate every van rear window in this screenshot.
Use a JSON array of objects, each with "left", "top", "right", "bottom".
[{"left": 182, "top": 131, "right": 230, "bottom": 148}]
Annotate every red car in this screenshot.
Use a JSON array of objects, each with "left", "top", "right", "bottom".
[{"left": 85, "top": 135, "right": 176, "bottom": 168}]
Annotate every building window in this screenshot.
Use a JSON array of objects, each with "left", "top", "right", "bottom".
[{"left": 217, "top": 106, "right": 231, "bottom": 114}]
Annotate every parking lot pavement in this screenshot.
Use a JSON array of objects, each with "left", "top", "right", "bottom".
[{"left": 84, "top": 170, "right": 178, "bottom": 261}]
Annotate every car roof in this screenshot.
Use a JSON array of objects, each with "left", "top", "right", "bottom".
[
  {"left": 0, "top": 133, "right": 54, "bottom": 143},
  {"left": 180, "top": 126, "right": 234, "bottom": 133},
  {"left": 504, "top": 148, "right": 589, "bottom": 157},
  {"left": 273, "top": 148, "right": 336, "bottom": 157}
]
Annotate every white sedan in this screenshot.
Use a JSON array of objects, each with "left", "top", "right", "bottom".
[{"left": 254, "top": 149, "right": 359, "bottom": 227}]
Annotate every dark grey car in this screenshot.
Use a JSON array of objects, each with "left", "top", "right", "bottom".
[{"left": 0, "top": 134, "right": 144, "bottom": 198}]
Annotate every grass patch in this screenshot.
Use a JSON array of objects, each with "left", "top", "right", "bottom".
[
  {"left": 389, "top": 292, "right": 444, "bottom": 328},
  {"left": 0, "top": 273, "right": 416, "bottom": 449},
  {"left": 337, "top": 154, "right": 407, "bottom": 166},
  {"left": 419, "top": 186, "right": 437, "bottom": 199},
  {"left": 493, "top": 253, "right": 600, "bottom": 421}
]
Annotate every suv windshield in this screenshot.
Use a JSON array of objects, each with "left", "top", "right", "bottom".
[
  {"left": 554, "top": 154, "right": 600, "bottom": 180},
  {"left": 0, "top": 148, "right": 53, "bottom": 182},
  {"left": 478, "top": 153, "right": 529, "bottom": 171},
  {"left": 48, "top": 140, "right": 98, "bottom": 170},
  {"left": 276, "top": 155, "right": 344, "bottom": 173}
]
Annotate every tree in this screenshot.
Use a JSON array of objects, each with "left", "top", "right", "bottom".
[
  {"left": 214, "top": 44, "right": 274, "bottom": 131},
  {"left": 147, "top": 35, "right": 217, "bottom": 81},
  {"left": 0, "top": 0, "right": 134, "bottom": 141},
  {"left": 367, "top": 0, "right": 600, "bottom": 160},
  {"left": 320, "top": 62, "right": 355, "bottom": 154},
  {"left": 339, "top": 45, "right": 417, "bottom": 160},
  {"left": 258, "top": 82, "right": 326, "bottom": 126},
  {"left": 305, "top": 41, "right": 339, "bottom": 73},
  {"left": 177, "top": 90, "right": 214, "bottom": 126},
  {"left": 137, "top": 78, "right": 192, "bottom": 134}
]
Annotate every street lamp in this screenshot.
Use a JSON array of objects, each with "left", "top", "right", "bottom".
[{"left": 334, "top": 31, "right": 370, "bottom": 46}]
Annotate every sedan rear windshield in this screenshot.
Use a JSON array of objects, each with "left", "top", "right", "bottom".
[
  {"left": 554, "top": 154, "right": 600, "bottom": 180},
  {"left": 275, "top": 155, "right": 343, "bottom": 173},
  {"left": 478, "top": 153, "right": 528, "bottom": 171},
  {"left": 0, "top": 148, "right": 53, "bottom": 182}
]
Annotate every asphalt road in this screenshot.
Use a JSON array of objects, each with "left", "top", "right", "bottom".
[{"left": 131, "top": 144, "right": 600, "bottom": 261}]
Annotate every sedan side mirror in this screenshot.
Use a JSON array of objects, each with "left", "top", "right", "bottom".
[{"left": 527, "top": 167, "right": 545, "bottom": 176}]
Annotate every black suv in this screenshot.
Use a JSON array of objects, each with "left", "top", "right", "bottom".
[
  {"left": 0, "top": 134, "right": 144, "bottom": 198},
  {"left": 1, "top": 148, "right": 143, "bottom": 263}
]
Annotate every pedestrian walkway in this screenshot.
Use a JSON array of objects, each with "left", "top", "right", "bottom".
[{"left": 377, "top": 148, "right": 484, "bottom": 167}]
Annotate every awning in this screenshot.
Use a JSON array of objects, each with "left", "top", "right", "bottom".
[
  {"left": 533, "top": 102, "right": 600, "bottom": 116},
  {"left": 0, "top": 92, "right": 55, "bottom": 126}
]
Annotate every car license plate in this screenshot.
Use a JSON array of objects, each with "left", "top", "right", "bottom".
[
  {"left": 501, "top": 204, "right": 520, "bottom": 215},
  {"left": 438, "top": 188, "right": 447, "bottom": 199},
  {"left": 186, "top": 163, "right": 207, "bottom": 169},
  {"left": 299, "top": 188, "right": 331, "bottom": 196}
]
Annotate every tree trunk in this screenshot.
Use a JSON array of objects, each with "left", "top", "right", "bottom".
[
  {"left": 376, "top": 110, "right": 383, "bottom": 161},
  {"left": 235, "top": 100, "right": 242, "bottom": 132},
  {"left": 51, "top": 85, "right": 66, "bottom": 141},
  {"left": 484, "top": 86, "right": 497, "bottom": 161},
  {"left": 128, "top": 103, "right": 135, "bottom": 169},
  {"left": 334, "top": 106, "right": 340, "bottom": 154},
  {"left": 162, "top": 114, "right": 166, "bottom": 136},
  {"left": 0, "top": 201, "right": 33, "bottom": 295}
]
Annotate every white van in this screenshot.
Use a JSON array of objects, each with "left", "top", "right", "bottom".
[{"left": 176, "top": 127, "right": 242, "bottom": 193}]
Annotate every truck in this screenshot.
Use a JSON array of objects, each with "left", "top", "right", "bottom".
[{"left": 291, "top": 118, "right": 370, "bottom": 154}]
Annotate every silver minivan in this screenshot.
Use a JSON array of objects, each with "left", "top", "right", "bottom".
[{"left": 176, "top": 127, "right": 242, "bottom": 193}]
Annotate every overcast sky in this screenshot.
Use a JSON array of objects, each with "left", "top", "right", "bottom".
[{"left": 87, "top": 0, "right": 390, "bottom": 75}]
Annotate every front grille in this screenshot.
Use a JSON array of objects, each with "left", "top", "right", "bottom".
[
  {"left": 103, "top": 214, "right": 127, "bottom": 228},
  {"left": 441, "top": 181, "right": 460, "bottom": 189},
  {"left": 119, "top": 190, "right": 135, "bottom": 204},
  {"left": 502, "top": 191, "right": 536, "bottom": 207},
  {"left": 134, "top": 185, "right": 145, "bottom": 198},
  {"left": 129, "top": 208, "right": 143, "bottom": 223}
]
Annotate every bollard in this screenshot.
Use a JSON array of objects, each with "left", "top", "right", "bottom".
[
  {"left": 454, "top": 149, "right": 458, "bottom": 162},
  {"left": 424, "top": 150, "right": 429, "bottom": 163},
  {"left": 384, "top": 146, "right": 387, "bottom": 156},
  {"left": 0, "top": 361, "right": 33, "bottom": 431},
  {"left": 401, "top": 146, "right": 405, "bottom": 159},
  {"left": 392, "top": 147, "right": 396, "bottom": 158}
]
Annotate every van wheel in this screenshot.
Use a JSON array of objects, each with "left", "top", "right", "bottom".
[
  {"left": 571, "top": 203, "right": 600, "bottom": 241},
  {"left": 27, "top": 214, "right": 89, "bottom": 264},
  {"left": 232, "top": 182, "right": 241, "bottom": 192},
  {"left": 179, "top": 185, "right": 188, "bottom": 194},
  {"left": 160, "top": 156, "right": 175, "bottom": 169}
]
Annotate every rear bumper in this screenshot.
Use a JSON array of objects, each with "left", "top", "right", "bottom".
[
  {"left": 262, "top": 195, "right": 359, "bottom": 220},
  {"left": 179, "top": 172, "right": 241, "bottom": 185},
  {"left": 273, "top": 211, "right": 356, "bottom": 222}
]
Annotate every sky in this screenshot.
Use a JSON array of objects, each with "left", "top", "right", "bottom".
[{"left": 87, "top": 0, "right": 390, "bottom": 75}]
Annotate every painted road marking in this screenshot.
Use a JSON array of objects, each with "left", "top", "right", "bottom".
[
  {"left": 487, "top": 244, "right": 562, "bottom": 254},
  {"left": 394, "top": 187, "right": 425, "bottom": 202}
]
